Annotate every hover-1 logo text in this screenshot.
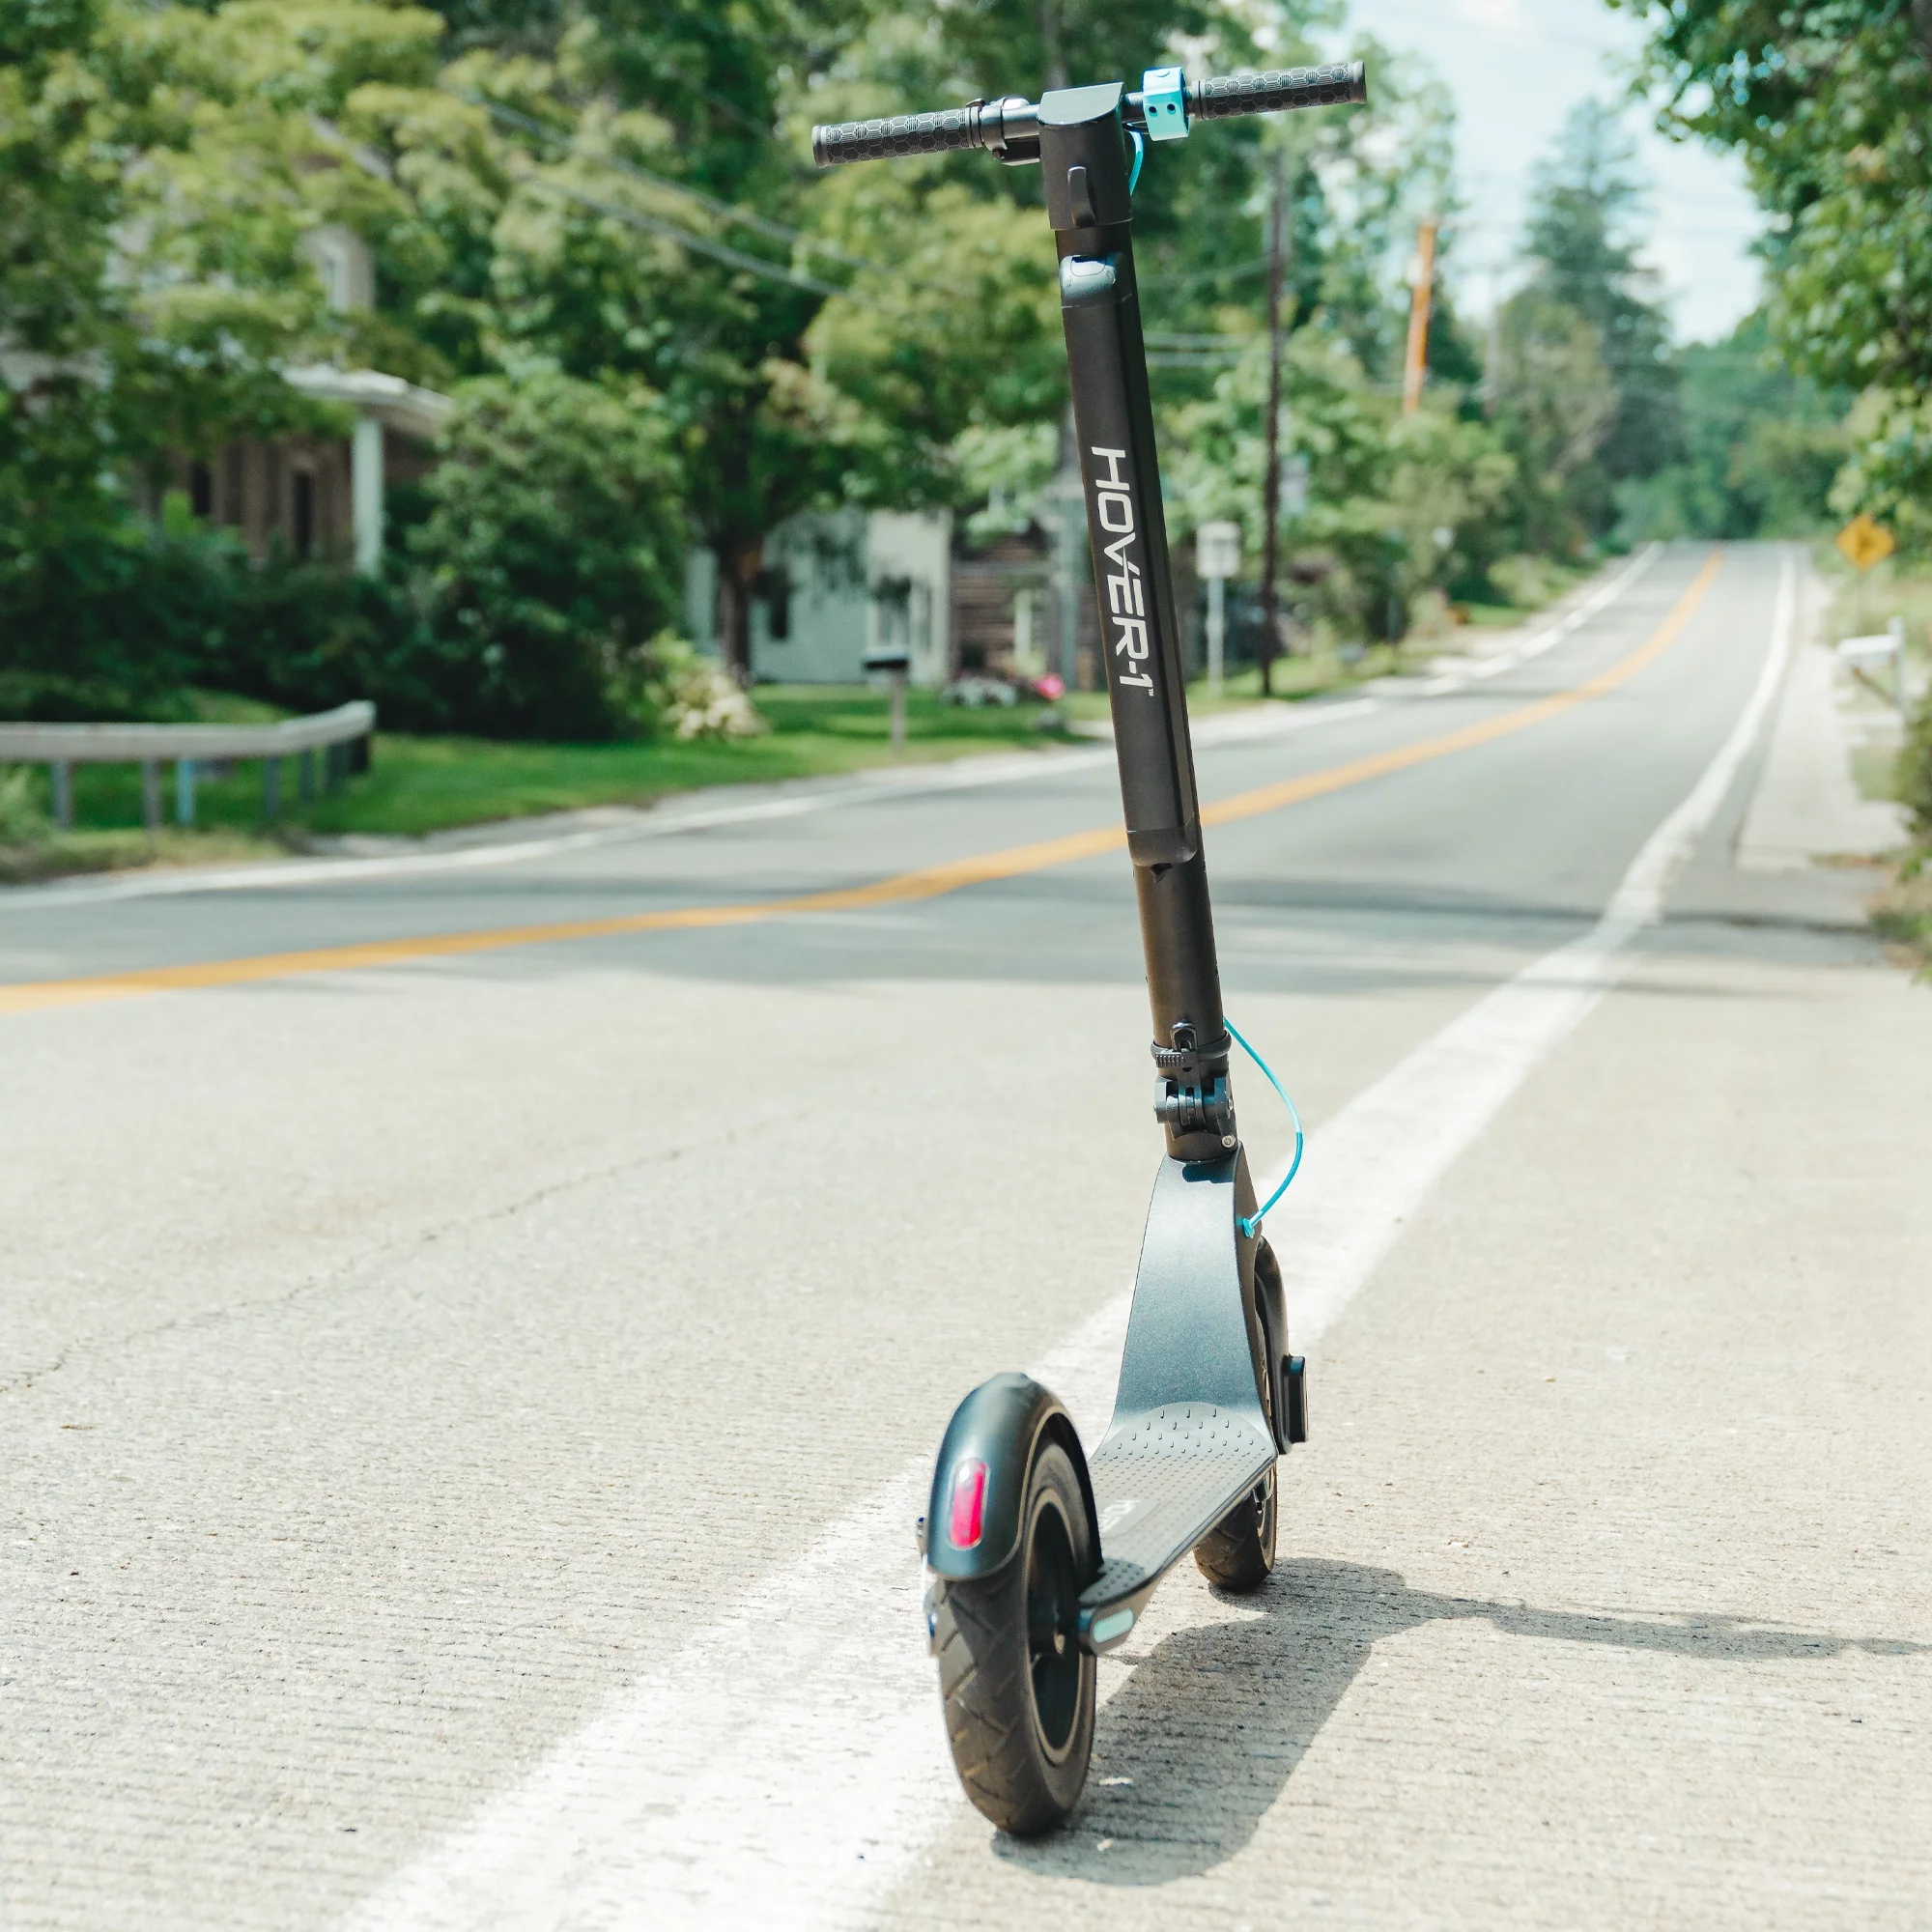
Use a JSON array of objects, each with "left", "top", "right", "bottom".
[{"left": 1091, "top": 445, "right": 1153, "bottom": 694}]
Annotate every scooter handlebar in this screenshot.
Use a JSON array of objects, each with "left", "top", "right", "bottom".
[
  {"left": 1190, "top": 61, "right": 1366, "bottom": 119},
  {"left": 810, "top": 63, "right": 1365, "bottom": 169},
  {"left": 810, "top": 105, "right": 986, "bottom": 168}
]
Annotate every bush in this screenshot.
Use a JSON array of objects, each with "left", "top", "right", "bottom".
[
  {"left": 0, "top": 764, "right": 49, "bottom": 841},
  {"left": 208, "top": 559, "right": 446, "bottom": 729},
  {"left": 1901, "top": 693, "right": 1932, "bottom": 841},
  {"left": 647, "top": 637, "right": 766, "bottom": 741},
  {"left": 405, "top": 370, "right": 687, "bottom": 739},
  {"left": 1, "top": 372, "right": 695, "bottom": 743},
  {"left": 0, "top": 510, "right": 234, "bottom": 720}
]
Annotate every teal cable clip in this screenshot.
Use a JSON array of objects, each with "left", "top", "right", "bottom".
[
  {"left": 1226, "top": 1017, "right": 1304, "bottom": 1239},
  {"left": 1127, "top": 128, "right": 1146, "bottom": 194}
]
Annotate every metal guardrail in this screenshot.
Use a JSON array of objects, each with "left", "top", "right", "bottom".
[{"left": 0, "top": 700, "right": 375, "bottom": 831}]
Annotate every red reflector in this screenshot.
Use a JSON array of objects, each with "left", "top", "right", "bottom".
[{"left": 948, "top": 1459, "right": 987, "bottom": 1549}]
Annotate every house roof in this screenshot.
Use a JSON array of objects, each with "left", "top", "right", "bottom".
[{"left": 283, "top": 364, "right": 453, "bottom": 440}]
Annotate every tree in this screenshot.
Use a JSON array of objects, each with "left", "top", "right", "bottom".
[
  {"left": 1615, "top": 313, "right": 1849, "bottom": 541},
  {"left": 1608, "top": 0, "right": 1932, "bottom": 396},
  {"left": 1609, "top": 1, "right": 1932, "bottom": 537},
  {"left": 1489, "top": 101, "right": 1679, "bottom": 554}
]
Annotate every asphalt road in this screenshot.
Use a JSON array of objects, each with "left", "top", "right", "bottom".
[{"left": 4, "top": 542, "right": 1928, "bottom": 1930}]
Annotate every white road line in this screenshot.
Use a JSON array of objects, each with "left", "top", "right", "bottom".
[
  {"left": 339, "top": 549, "right": 1789, "bottom": 1932},
  {"left": 1415, "top": 543, "right": 1662, "bottom": 696}
]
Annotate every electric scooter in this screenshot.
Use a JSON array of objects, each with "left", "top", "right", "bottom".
[{"left": 813, "top": 58, "right": 1367, "bottom": 1835}]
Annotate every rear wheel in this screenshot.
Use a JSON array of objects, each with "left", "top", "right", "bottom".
[
  {"left": 931, "top": 1440, "right": 1095, "bottom": 1834},
  {"left": 1192, "top": 1463, "right": 1277, "bottom": 1590},
  {"left": 1196, "top": 1249, "right": 1282, "bottom": 1591}
]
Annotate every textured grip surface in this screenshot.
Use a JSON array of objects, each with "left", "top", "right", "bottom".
[
  {"left": 812, "top": 107, "right": 980, "bottom": 167},
  {"left": 1191, "top": 62, "right": 1366, "bottom": 119}
]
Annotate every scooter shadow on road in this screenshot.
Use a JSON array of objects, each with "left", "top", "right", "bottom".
[{"left": 993, "top": 1555, "right": 1926, "bottom": 1888}]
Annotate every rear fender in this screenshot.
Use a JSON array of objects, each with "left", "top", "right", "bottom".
[{"left": 923, "top": 1373, "right": 1098, "bottom": 1582}]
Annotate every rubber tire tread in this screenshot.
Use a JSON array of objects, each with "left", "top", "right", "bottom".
[
  {"left": 930, "top": 1442, "right": 1095, "bottom": 1835},
  {"left": 1192, "top": 1463, "right": 1277, "bottom": 1590},
  {"left": 1195, "top": 1255, "right": 1281, "bottom": 1590}
]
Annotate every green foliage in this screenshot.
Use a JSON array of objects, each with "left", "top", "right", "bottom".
[
  {"left": 1610, "top": 1, "right": 1932, "bottom": 549},
  {"left": 1491, "top": 289, "right": 1618, "bottom": 555},
  {"left": 407, "top": 368, "right": 685, "bottom": 737},
  {"left": 17, "top": 0, "right": 1839, "bottom": 739},
  {"left": 1609, "top": 0, "right": 1932, "bottom": 396},
  {"left": 1903, "top": 695, "right": 1932, "bottom": 838},
  {"left": 0, "top": 763, "right": 50, "bottom": 841},
  {"left": 0, "top": 515, "right": 232, "bottom": 720},
  {"left": 1520, "top": 103, "right": 1678, "bottom": 488},
  {"left": 1489, "top": 101, "right": 1680, "bottom": 554},
  {"left": 1616, "top": 315, "right": 1849, "bottom": 541},
  {"left": 1167, "top": 327, "right": 1514, "bottom": 642}
]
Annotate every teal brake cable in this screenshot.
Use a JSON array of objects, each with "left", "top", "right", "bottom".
[{"left": 1225, "top": 1018, "right": 1304, "bottom": 1239}]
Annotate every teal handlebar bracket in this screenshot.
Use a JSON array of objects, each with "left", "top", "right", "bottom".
[{"left": 1141, "top": 67, "right": 1190, "bottom": 141}]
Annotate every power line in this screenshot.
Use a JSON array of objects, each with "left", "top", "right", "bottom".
[
  {"left": 474, "top": 96, "right": 892, "bottom": 279},
  {"left": 1141, "top": 256, "right": 1272, "bottom": 290},
  {"left": 523, "top": 175, "right": 848, "bottom": 299}
]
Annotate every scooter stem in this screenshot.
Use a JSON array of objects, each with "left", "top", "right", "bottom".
[{"left": 1040, "top": 83, "right": 1234, "bottom": 1164}]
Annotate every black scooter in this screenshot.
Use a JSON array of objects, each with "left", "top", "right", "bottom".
[{"left": 813, "top": 58, "right": 1366, "bottom": 1834}]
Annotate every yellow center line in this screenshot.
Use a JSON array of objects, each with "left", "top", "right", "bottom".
[{"left": 0, "top": 550, "right": 1721, "bottom": 1020}]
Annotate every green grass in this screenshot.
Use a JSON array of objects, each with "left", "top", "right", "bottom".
[
  {"left": 2, "top": 684, "right": 1088, "bottom": 859},
  {"left": 1874, "top": 859, "right": 1932, "bottom": 975}
]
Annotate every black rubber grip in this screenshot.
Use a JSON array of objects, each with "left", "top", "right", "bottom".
[
  {"left": 811, "top": 106, "right": 980, "bottom": 168},
  {"left": 1191, "top": 62, "right": 1367, "bottom": 119}
]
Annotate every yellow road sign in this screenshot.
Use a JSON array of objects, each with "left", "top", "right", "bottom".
[{"left": 1836, "top": 513, "right": 1895, "bottom": 572}]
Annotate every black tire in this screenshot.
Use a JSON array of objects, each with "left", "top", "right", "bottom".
[
  {"left": 1192, "top": 1462, "right": 1277, "bottom": 1590},
  {"left": 1254, "top": 1237, "right": 1293, "bottom": 1451},
  {"left": 931, "top": 1439, "right": 1095, "bottom": 1834},
  {"left": 1195, "top": 1252, "right": 1282, "bottom": 1591}
]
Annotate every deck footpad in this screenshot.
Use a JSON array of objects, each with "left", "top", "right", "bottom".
[{"left": 1081, "top": 1403, "right": 1275, "bottom": 1607}]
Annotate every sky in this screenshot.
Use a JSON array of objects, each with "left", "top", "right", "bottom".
[{"left": 1327, "top": 0, "right": 1765, "bottom": 345}]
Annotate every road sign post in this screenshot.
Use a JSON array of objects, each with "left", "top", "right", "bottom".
[
  {"left": 1196, "top": 520, "right": 1241, "bottom": 697},
  {"left": 1836, "top": 515, "right": 1896, "bottom": 635},
  {"left": 1836, "top": 514, "right": 1895, "bottom": 574}
]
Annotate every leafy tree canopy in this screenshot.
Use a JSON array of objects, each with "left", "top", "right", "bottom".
[{"left": 1608, "top": 0, "right": 1932, "bottom": 396}]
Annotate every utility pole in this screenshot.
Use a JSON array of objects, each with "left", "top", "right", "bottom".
[
  {"left": 1402, "top": 216, "right": 1439, "bottom": 415},
  {"left": 1258, "top": 152, "right": 1289, "bottom": 697}
]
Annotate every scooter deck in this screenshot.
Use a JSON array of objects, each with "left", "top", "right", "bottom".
[
  {"left": 1077, "top": 1404, "right": 1275, "bottom": 1645},
  {"left": 1070, "top": 1152, "right": 1280, "bottom": 1653}
]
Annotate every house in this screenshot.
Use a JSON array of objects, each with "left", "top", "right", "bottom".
[
  {"left": 162, "top": 361, "right": 449, "bottom": 571},
  {"left": 165, "top": 229, "right": 450, "bottom": 570},
  {"left": 683, "top": 508, "right": 953, "bottom": 686}
]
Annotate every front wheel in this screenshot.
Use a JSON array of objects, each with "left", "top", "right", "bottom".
[{"left": 931, "top": 1439, "right": 1095, "bottom": 1834}]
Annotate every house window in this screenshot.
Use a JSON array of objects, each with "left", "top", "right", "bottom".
[
  {"left": 752, "top": 563, "right": 791, "bottom": 641},
  {"left": 293, "top": 470, "right": 315, "bottom": 560}
]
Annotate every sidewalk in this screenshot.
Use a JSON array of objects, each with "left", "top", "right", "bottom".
[{"left": 1737, "top": 583, "right": 1912, "bottom": 871}]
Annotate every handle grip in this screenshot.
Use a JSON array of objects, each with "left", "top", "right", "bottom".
[
  {"left": 812, "top": 106, "right": 982, "bottom": 168},
  {"left": 1190, "top": 62, "right": 1366, "bottom": 119}
]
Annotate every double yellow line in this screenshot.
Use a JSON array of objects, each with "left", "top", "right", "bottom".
[{"left": 0, "top": 551, "right": 1720, "bottom": 1020}]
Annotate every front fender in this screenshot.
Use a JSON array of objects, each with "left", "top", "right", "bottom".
[{"left": 923, "top": 1372, "right": 1098, "bottom": 1581}]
